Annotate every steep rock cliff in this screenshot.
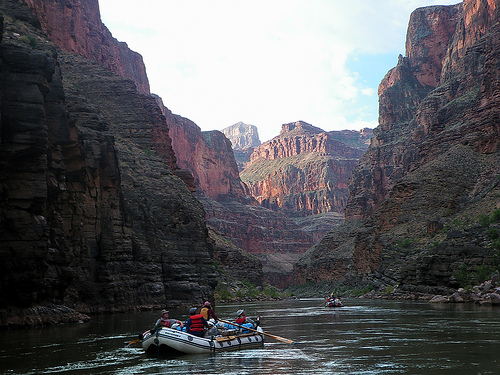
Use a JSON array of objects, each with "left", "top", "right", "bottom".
[
  {"left": 241, "top": 121, "right": 371, "bottom": 217},
  {"left": 296, "top": 0, "right": 500, "bottom": 295},
  {"left": 222, "top": 122, "right": 261, "bottom": 150},
  {"left": 0, "top": 0, "right": 217, "bottom": 327},
  {"left": 155, "top": 100, "right": 250, "bottom": 201},
  {"left": 222, "top": 121, "right": 261, "bottom": 171},
  {"left": 346, "top": 4, "right": 462, "bottom": 220}
]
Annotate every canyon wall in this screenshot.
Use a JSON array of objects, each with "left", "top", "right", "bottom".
[
  {"left": 156, "top": 100, "right": 250, "bottom": 200},
  {"left": 0, "top": 0, "right": 219, "bottom": 327},
  {"left": 295, "top": 0, "right": 500, "bottom": 295},
  {"left": 241, "top": 121, "right": 371, "bottom": 217}
]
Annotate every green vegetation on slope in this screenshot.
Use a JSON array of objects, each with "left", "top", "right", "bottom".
[{"left": 240, "top": 153, "right": 348, "bottom": 184}]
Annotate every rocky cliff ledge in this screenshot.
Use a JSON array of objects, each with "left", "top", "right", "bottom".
[
  {"left": 241, "top": 121, "right": 371, "bottom": 217},
  {"left": 23, "top": 0, "right": 150, "bottom": 94},
  {"left": 295, "top": 0, "right": 500, "bottom": 297}
]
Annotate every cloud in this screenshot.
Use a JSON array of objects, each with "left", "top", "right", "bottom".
[{"left": 99, "top": 0, "right": 460, "bottom": 142}]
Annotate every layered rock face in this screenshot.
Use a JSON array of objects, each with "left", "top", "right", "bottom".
[
  {"left": 296, "top": 0, "right": 500, "bottom": 295},
  {"left": 153, "top": 105, "right": 312, "bottom": 288},
  {"left": 222, "top": 122, "right": 261, "bottom": 150},
  {"left": 199, "top": 197, "right": 313, "bottom": 288},
  {"left": 222, "top": 122, "right": 261, "bottom": 171},
  {"left": 346, "top": 4, "right": 462, "bottom": 220},
  {"left": 156, "top": 100, "right": 250, "bottom": 201},
  {"left": 0, "top": 0, "right": 217, "bottom": 326},
  {"left": 241, "top": 121, "right": 371, "bottom": 217},
  {"left": 23, "top": 0, "right": 150, "bottom": 94}
]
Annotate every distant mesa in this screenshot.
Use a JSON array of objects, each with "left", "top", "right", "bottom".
[
  {"left": 222, "top": 122, "right": 261, "bottom": 171},
  {"left": 279, "top": 121, "right": 325, "bottom": 136},
  {"left": 239, "top": 120, "right": 373, "bottom": 217},
  {"left": 222, "top": 121, "right": 261, "bottom": 150}
]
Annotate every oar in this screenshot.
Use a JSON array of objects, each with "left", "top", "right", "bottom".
[
  {"left": 218, "top": 319, "right": 295, "bottom": 345},
  {"left": 316, "top": 300, "right": 326, "bottom": 308},
  {"left": 126, "top": 338, "right": 141, "bottom": 346}
]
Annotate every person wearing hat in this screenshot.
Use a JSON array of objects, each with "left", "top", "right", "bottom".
[
  {"left": 235, "top": 309, "right": 256, "bottom": 326},
  {"left": 185, "top": 307, "right": 209, "bottom": 337},
  {"left": 200, "top": 301, "right": 218, "bottom": 321},
  {"left": 154, "top": 309, "right": 184, "bottom": 330}
]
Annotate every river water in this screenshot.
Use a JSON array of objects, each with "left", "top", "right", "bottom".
[{"left": 1, "top": 298, "right": 499, "bottom": 374}]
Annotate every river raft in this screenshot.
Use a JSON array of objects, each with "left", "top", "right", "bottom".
[{"left": 142, "top": 326, "right": 265, "bottom": 355}]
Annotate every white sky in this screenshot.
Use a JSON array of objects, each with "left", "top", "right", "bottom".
[{"left": 99, "top": 0, "right": 460, "bottom": 143}]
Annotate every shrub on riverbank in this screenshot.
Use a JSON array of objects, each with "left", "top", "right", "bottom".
[{"left": 215, "top": 279, "right": 285, "bottom": 303}]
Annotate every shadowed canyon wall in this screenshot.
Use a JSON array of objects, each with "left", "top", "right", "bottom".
[{"left": 0, "top": 0, "right": 219, "bottom": 327}]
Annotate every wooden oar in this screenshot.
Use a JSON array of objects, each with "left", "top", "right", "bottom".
[{"left": 218, "top": 318, "right": 295, "bottom": 345}]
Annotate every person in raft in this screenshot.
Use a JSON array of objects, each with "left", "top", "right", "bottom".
[
  {"left": 154, "top": 309, "right": 184, "bottom": 329},
  {"left": 186, "top": 307, "right": 210, "bottom": 337},
  {"left": 200, "top": 301, "right": 218, "bottom": 321},
  {"left": 235, "top": 309, "right": 259, "bottom": 328}
]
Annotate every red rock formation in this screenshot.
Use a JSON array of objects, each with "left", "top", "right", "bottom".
[
  {"left": 347, "top": 5, "right": 462, "bottom": 220},
  {"left": 442, "top": 0, "right": 498, "bottom": 75},
  {"left": 23, "top": 0, "right": 150, "bottom": 94},
  {"left": 154, "top": 98, "right": 249, "bottom": 200},
  {"left": 242, "top": 121, "right": 370, "bottom": 216},
  {"left": 250, "top": 122, "right": 364, "bottom": 162},
  {"left": 406, "top": 5, "right": 463, "bottom": 88}
]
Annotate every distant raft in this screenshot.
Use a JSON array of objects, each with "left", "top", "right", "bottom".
[
  {"left": 325, "top": 298, "right": 344, "bottom": 307},
  {"left": 142, "top": 326, "right": 264, "bottom": 355}
]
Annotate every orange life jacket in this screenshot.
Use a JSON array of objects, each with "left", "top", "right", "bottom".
[{"left": 200, "top": 307, "right": 209, "bottom": 320}]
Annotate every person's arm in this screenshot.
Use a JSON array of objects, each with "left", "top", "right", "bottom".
[
  {"left": 202, "top": 317, "right": 209, "bottom": 328},
  {"left": 185, "top": 318, "right": 191, "bottom": 332},
  {"left": 209, "top": 310, "right": 218, "bottom": 320}
]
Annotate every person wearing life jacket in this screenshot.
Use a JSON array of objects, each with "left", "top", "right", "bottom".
[
  {"left": 153, "top": 309, "right": 183, "bottom": 330},
  {"left": 200, "top": 301, "right": 218, "bottom": 321},
  {"left": 235, "top": 309, "right": 259, "bottom": 328},
  {"left": 186, "top": 307, "right": 209, "bottom": 337}
]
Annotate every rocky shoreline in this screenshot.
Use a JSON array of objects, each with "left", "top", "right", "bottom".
[
  {"left": 428, "top": 279, "right": 500, "bottom": 306},
  {"left": 0, "top": 305, "right": 91, "bottom": 329}
]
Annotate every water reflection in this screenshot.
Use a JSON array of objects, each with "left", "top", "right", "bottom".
[{"left": 1, "top": 299, "right": 499, "bottom": 374}]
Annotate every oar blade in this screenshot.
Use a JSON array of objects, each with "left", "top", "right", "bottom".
[
  {"left": 126, "top": 338, "right": 141, "bottom": 346},
  {"left": 265, "top": 333, "right": 295, "bottom": 345}
]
